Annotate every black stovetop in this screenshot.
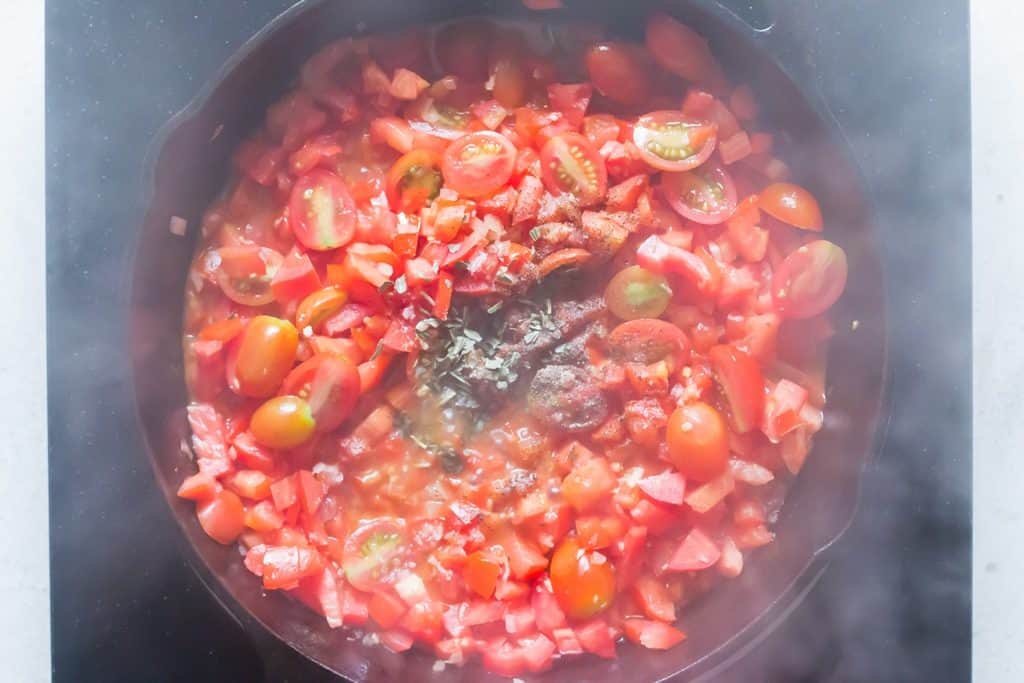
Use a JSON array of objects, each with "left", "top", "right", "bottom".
[{"left": 46, "top": 1, "right": 971, "bottom": 681}]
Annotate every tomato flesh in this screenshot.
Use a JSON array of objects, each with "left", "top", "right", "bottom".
[
  {"left": 342, "top": 518, "right": 409, "bottom": 592},
  {"left": 216, "top": 246, "right": 283, "bottom": 306},
  {"left": 386, "top": 149, "right": 444, "bottom": 213},
  {"left": 633, "top": 111, "right": 717, "bottom": 172},
  {"left": 289, "top": 171, "right": 357, "bottom": 250},
  {"left": 661, "top": 161, "right": 738, "bottom": 225},
  {"left": 773, "top": 240, "right": 848, "bottom": 318},
  {"left": 540, "top": 132, "right": 607, "bottom": 205},
  {"left": 442, "top": 131, "right": 517, "bottom": 199},
  {"left": 549, "top": 538, "right": 616, "bottom": 620},
  {"left": 604, "top": 266, "right": 672, "bottom": 321},
  {"left": 282, "top": 354, "right": 361, "bottom": 432},
  {"left": 760, "top": 182, "right": 824, "bottom": 231}
]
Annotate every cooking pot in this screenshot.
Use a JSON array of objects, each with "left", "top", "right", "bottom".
[{"left": 130, "top": 0, "right": 888, "bottom": 679}]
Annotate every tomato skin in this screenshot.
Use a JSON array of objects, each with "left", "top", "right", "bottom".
[
  {"left": 540, "top": 132, "right": 608, "bottom": 205},
  {"left": 585, "top": 43, "right": 651, "bottom": 107},
  {"left": 216, "top": 246, "right": 283, "bottom": 306},
  {"left": 645, "top": 13, "right": 718, "bottom": 83},
  {"left": 667, "top": 402, "right": 730, "bottom": 481},
  {"left": 288, "top": 171, "right": 357, "bottom": 251},
  {"left": 196, "top": 489, "right": 245, "bottom": 545},
  {"left": 604, "top": 266, "right": 672, "bottom": 321},
  {"left": 636, "top": 234, "right": 717, "bottom": 295},
  {"left": 442, "top": 131, "right": 517, "bottom": 198},
  {"left": 759, "top": 182, "right": 823, "bottom": 231},
  {"left": 295, "top": 286, "right": 348, "bottom": 332},
  {"left": 385, "top": 149, "right": 444, "bottom": 213},
  {"left": 250, "top": 395, "right": 316, "bottom": 449},
  {"left": 549, "top": 539, "right": 616, "bottom": 620},
  {"left": 661, "top": 162, "right": 738, "bottom": 225},
  {"left": 708, "top": 344, "right": 765, "bottom": 433},
  {"left": 633, "top": 111, "right": 717, "bottom": 173},
  {"left": 772, "top": 240, "right": 848, "bottom": 319},
  {"left": 230, "top": 316, "right": 299, "bottom": 398},
  {"left": 464, "top": 551, "right": 503, "bottom": 599},
  {"left": 281, "top": 354, "right": 361, "bottom": 432}
]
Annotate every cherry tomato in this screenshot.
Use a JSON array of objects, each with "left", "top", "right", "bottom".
[
  {"left": 442, "top": 131, "right": 517, "bottom": 198},
  {"left": 772, "top": 240, "right": 848, "bottom": 319},
  {"left": 229, "top": 316, "right": 299, "bottom": 398},
  {"left": 385, "top": 149, "right": 444, "bottom": 213},
  {"left": 434, "top": 19, "right": 495, "bottom": 81},
  {"left": 549, "top": 538, "right": 616, "bottom": 620},
  {"left": 289, "top": 170, "right": 357, "bottom": 251},
  {"left": 489, "top": 32, "right": 529, "bottom": 109},
  {"left": 250, "top": 395, "right": 316, "bottom": 449},
  {"left": 215, "top": 246, "right": 283, "bottom": 306},
  {"left": 645, "top": 13, "right": 719, "bottom": 83},
  {"left": 607, "top": 318, "right": 690, "bottom": 365},
  {"left": 661, "top": 161, "right": 738, "bottom": 225},
  {"left": 633, "top": 111, "right": 717, "bottom": 172},
  {"left": 540, "top": 132, "right": 607, "bottom": 205},
  {"left": 759, "top": 182, "right": 824, "bottom": 231},
  {"left": 666, "top": 402, "right": 730, "bottom": 481},
  {"left": 281, "top": 354, "right": 361, "bottom": 432},
  {"left": 196, "top": 489, "right": 245, "bottom": 545},
  {"left": 295, "top": 286, "right": 348, "bottom": 332},
  {"left": 604, "top": 266, "right": 673, "bottom": 321},
  {"left": 584, "top": 43, "right": 651, "bottom": 107},
  {"left": 708, "top": 344, "right": 764, "bottom": 433},
  {"left": 342, "top": 518, "right": 409, "bottom": 592}
]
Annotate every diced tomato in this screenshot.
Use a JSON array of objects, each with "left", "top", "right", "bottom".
[
  {"left": 623, "top": 619, "right": 687, "bottom": 650},
  {"left": 547, "top": 83, "right": 592, "bottom": 127},
  {"left": 518, "top": 633, "right": 557, "bottom": 672},
  {"left": 380, "top": 629, "right": 415, "bottom": 653},
  {"left": 667, "top": 528, "right": 721, "bottom": 572},
  {"left": 434, "top": 271, "right": 455, "bottom": 320},
  {"left": 464, "top": 551, "right": 503, "bottom": 599},
  {"left": 638, "top": 471, "right": 687, "bottom": 506},
  {"left": 575, "top": 515, "right": 626, "bottom": 550},
  {"left": 245, "top": 500, "right": 284, "bottom": 532},
  {"left": 225, "top": 469, "right": 273, "bottom": 500},
  {"left": 270, "top": 474, "right": 298, "bottom": 512},
  {"left": 561, "top": 456, "right": 617, "bottom": 512},
  {"left": 262, "top": 545, "right": 323, "bottom": 589},
  {"left": 380, "top": 319, "right": 419, "bottom": 353},
  {"left": 762, "top": 379, "right": 809, "bottom": 443},
  {"left": 684, "top": 470, "right": 735, "bottom": 513},
  {"left": 532, "top": 585, "right": 568, "bottom": 634},
  {"left": 369, "top": 590, "right": 408, "bottom": 628},
  {"left": 483, "top": 640, "right": 528, "bottom": 678},
  {"left": 553, "top": 627, "right": 583, "bottom": 655},
  {"left": 177, "top": 472, "right": 220, "bottom": 501},
  {"left": 582, "top": 114, "right": 622, "bottom": 148},
  {"left": 633, "top": 575, "right": 676, "bottom": 623},
  {"left": 575, "top": 619, "right": 617, "bottom": 659},
  {"left": 502, "top": 531, "right": 549, "bottom": 581}
]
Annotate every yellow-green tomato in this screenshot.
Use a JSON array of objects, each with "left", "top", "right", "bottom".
[
  {"left": 250, "top": 395, "right": 316, "bottom": 449},
  {"left": 604, "top": 266, "right": 672, "bottom": 320}
]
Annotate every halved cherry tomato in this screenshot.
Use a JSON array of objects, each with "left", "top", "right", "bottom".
[
  {"left": 645, "top": 13, "right": 719, "bottom": 83},
  {"left": 604, "top": 266, "right": 672, "bottom": 321},
  {"left": 289, "top": 170, "right": 357, "bottom": 250},
  {"left": 250, "top": 395, "right": 316, "bottom": 449},
  {"left": 295, "top": 286, "right": 348, "bottom": 332},
  {"left": 216, "top": 246, "right": 283, "bottom": 306},
  {"left": 342, "top": 518, "right": 409, "bottom": 592},
  {"left": 709, "top": 344, "right": 765, "bottom": 433},
  {"left": 229, "top": 316, "right": 299, "bottom": 398},
  {"left": 584, "top": 43, "right": 651, "bottom": 107},
  {"left": 759, "top": 182, "right": 823, "bottom": 231},
  {"left": 196, "top": 489, "right": 245, "bottom": 545},
  {"left": 385, "top": 149, "right": 444, "bottom": 213},
  {"left": 772, "top": 240, "right": 848, "bottom": 318},
  {"left": 633, "top": 111, "right": 717, "bottom": 172},
  {"left": 667, "top": 402, "right": 730, "bottom": 481},
  {"left": 661, "top": 161, "right": 738, "bottom": 225},
  {"left": 282, "top": 354, "right": 361, "bottom": 432},
  {"left": 540, "top": 132, "right": 607, "bottom": 205},
  {"left": 549, "top": 538, "right": 616, "bottom": 620},
  {"left": 442, "top": 131, "right": 517, "bottom": 198},
  {"left": 607, "top": 318, "right": 690, "bottom": 366}
]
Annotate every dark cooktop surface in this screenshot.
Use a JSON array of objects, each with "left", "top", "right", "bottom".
[{"left": 47, "top": 1, "right": 970, "bottom": 681}]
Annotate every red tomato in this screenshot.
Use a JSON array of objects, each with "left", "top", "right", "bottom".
[
  {"left": 585, "top": 43, "right": 651, "bottom": 107},
  {"left": 270, "top": 250, "right": 321, "bottom": 303},
  {"left": 229, "top": 316, "right": 299, "bottom": 398},
  {"left": 262, "top": 545, "right": 323, "bottom": 590},
  {"left": 385, "top": 149, "right": 443, "bottom": 213},
  {"left": 666, "top": 402, "right": 730, "bottom": 481},
  {"left": 645, "top": 13, "right": 719, "bottom": 82},
  {"left": 667, "top": 528, "right": 720, "bottom": 571},
  {"left": 464, "top": 551, "right": 503, "bottom": 599},
  {"left": 282, "top": 354, "right": 361, "bottom": 432},
  {"left": 772, "top": 240, "right": 848, "bottom": 318},
  {"left": 196, "top": 490, "right": 245, "bottom": 545},
  {"left": 250, "top": 396, "right": 316, "bottom": 449},
  {"left": 709, "top": 344, "right": 765, "bottom": 433},
  {"left": 623, "top": 619, "right": 687, "bottom": 650},
  {"left": 661, "top": 161, "right": 738, "bottom": 225},
  {"left": 759, "top": 182, "right": 824, "bottom": 231},
  {"left": 216, "top": 246, "right": 283, "bottom": 306},
  {"left": 549, "top": 538, "right": 616, "bottom": 620},
  {"left": 288, "top": 171, "right": 357, "bottom": 250},
  {"left": 342, "top": 518, "right": 409, "bottom": 592},
  {"left": 540, "top": 132, "right": 607, "bottom": 205},
  {"left": 638, "top": 471, "right": 687, "bottom": 506},
  {"left": 442, "top": 131, "right": 517, "bottom": 198},
  {"left": 633, "top": 111, "right": 717, "bottom": 172}
]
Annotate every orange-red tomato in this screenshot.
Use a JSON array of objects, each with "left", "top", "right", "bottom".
[
  {"left": 773, "top": 240, "right": 848, "bottom": 318},
  {"left": 708, "top": 344, "right": 765, "bottom": 433},
  {"left": 666, "top": 402, "right": 730, "bottom": 481},
  {"left": 230, "top": 316, "right": 298, "bottom": 398},
  {"left": 539, "top": 132, "right": 607, "bottom": 205},
  {"left": 385, "top": 149, "right": 444, "bottom": 214},
  {"left": 295, "top": 286, "right": 348, "bottom": 332},
  {"left": 250, "top": 395, "right": 316, "bottom": 449},
  {"left": 549, "top": 538, "right": 616, "bottom": 620},
  {"left": 442, "top": 131, "right": 517, "bottom": 198},
  {"left": 196, "top": 489, "right": 245, "bottom": 544},
  {"left": 633, "top": 111, "right": 717, "bottom": 173},
  {"left": 759, "top": 182, "right": 824, "bottom": 231},
  {"left": 661, "top": 161, "right": 738, "bottom": 225},
  {"left": 281, "top": 354, "right": 361, "bottom": 432},
  {"left": 585, "top": 43, "right": 652, "bottom": 107},
  {"left": 604, "top": 266, "right": 672, "bottom": 321},
  {"left": 464, "top": 550, "right": 503, "bottom": 598},
  {"left": 288, "top": 171, "right": 357, "bottom": 250},
  {"left": 215, "top": 246, "right": 283, "bottom": 307}
]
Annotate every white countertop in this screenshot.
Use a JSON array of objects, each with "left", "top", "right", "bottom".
[{"left": 0, "top": 1, "right": 1010, "bottom": 681}]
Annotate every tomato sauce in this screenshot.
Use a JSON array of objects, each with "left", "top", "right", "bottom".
[{"left": 178, "top": 11, "right": 846, "bottom": 676}]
